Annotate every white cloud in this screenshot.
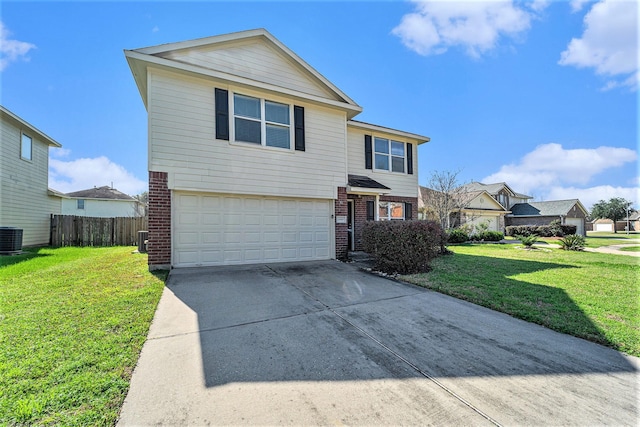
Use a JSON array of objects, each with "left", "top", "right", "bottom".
[
  {"left": 570, "top": 0, "right": 591, "bottom": 13},
  {"left": 50, "top": 147, "right": 71, "bottom": 158},
  {"left": 559, "top": 0, "right": 638, "bottom": 91},
  {"left": 49, "top": 156, "right": 147, "bottom": 196},
  {"left": 152, "top": 26, "right": 159, "bottom": 33},
  {"left": 483, "top": 143, "right": 637, "bottom": 194},
  {"left": 546, "top": 185, "right": 639, "bottom": 211},
  {"left": 0, "top": 21, "right": 36, "bottom": 71},
  {"left": 392, "top": 0, "right": 536, "bottom": 58}
]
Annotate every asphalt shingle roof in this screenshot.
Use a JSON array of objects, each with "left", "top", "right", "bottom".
[
  {"left": 348, "top": 175, "right": 390, "bottom": 190},
  {"left": 65, "top": 186, "right": 135, "bottom": 200},
  {"left": 510, "top": 199, "right": 580, "bottom": 217}
]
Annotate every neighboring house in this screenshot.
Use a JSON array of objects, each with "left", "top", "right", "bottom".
[
  {"left": 0, "top": 105, "right": 62, "bottom": 246},
  {"left": 125, "top": 29, "right": 429, "bottom": 269},
  {"left": 52, "top": 186, "right": 145, "bottom": 217},
  {"left": 418, "top": 185, "right": 509, "bottom": 231},
  {"left": 508, "top": 199, "right": 588, "bottom": 236},
  {"left": 592, "top": 213, "right": 639, "bottom": 232},
  {"left": 419, "top": 181, "right": 588, "bottom": 236}
]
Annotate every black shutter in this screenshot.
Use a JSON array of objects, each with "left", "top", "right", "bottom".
[
  {"left": 405, "top": 203, "right": 413, "bottom": 220},
  {"left": 294, "top": 106, "right": 305, "bottom": 151},
  {"left": 407, "top": 143, "right": 413, "bottom": 175},
  {"left": 364, "top": 135, "right": 372, "bottom": 169},
  {"left": 215, "top": 88, "right": 229, "bottom": 141},
  {"left": 366, "top": 200, "right": 375, "bottom": 221}
]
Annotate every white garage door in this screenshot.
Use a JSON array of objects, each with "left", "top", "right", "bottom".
[
  {"left": 173, "top": 192, "right": 333, "bottom": 267},
  {"left": 594, "top": 223, "right": 613, "bottom": 232},
  {"left": 565, "top": 218, "right": 585, "bottom": 236}
]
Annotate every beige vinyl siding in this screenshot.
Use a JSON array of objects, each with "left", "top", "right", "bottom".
[
  {"left": 346, "top": 128, "right": 418, "bottom": 198},
  {"left": 468, "top": 193, "right": 504, "bottom": 210},
  {"left": 157, "top": 40, "right": 336, "bottom": 100},
  {"left": 148, "top": 68, "right": 347, "bottom": 200},
  {"left": 0, "top": 117, "right": 60, "bottom": 246}
]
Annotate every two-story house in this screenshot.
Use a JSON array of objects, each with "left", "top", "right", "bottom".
[
  {"left": 0, "top": 106, "right": 62, "bottom": 246},
  {"left": 125, "top": 29, "right": 429, "bottom": 269}
]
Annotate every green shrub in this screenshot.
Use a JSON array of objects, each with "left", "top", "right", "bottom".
[
  {"left": 362, "top": 220, "right": 447, "bottom": 274},
  {"left": 515, "top": 234, "right": 538, "bottom": 247},
  {"left": 559, "top": 234, "right": 585, "bottom": 251},
  {"left": 549, "top": 219, "right": 563, "bottom": 237},
  {"left": 561, "top": 225, "right": 577, "bottom": 235},
  {"left": 447, "top": 228, "right": 469, "bottom": 243},
  {"left": 470, "top": 231, "right": 504, "bottom": 241}
]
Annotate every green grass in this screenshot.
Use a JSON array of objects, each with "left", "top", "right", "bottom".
[
  {"left": 619, "top": 246, "right": 640, "bottom": 252},
  {"left": 402, "top": 244, "right": 640, "bottom": 357},
  {"left": 0, "top": 247, "right": 166, "bottom": 426}
]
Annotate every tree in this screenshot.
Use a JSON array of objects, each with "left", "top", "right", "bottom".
[
  {"left": 133, "top": 191, "right": 148, "bottom": 217},
  {"left": 590, "top": 197, "right": 633, "bottom": 233},
  {"left": 422, "top": 170, "right": 472, "bottom": 229}
]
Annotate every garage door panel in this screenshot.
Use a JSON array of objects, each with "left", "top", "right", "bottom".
[{"left": 173, "top": 192, "right": 332, "bottom": 267}]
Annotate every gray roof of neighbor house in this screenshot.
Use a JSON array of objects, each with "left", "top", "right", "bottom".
[
  {"left": 460, "top": 182, "right": 532, "bottom": 199},
  {"left": 510, "top": 199, "right": 583, "bottom": 217},
  {"left": 65, "top": 186, "right": 135, "bottom": 200}
]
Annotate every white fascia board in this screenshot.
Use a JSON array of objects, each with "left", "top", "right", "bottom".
[
  {"left": 124, "top": 50, "right": 363, "bottom": 117},
  {"left": 0, "top": 106, "right": 62, "bottom": 148},
  {"left": 347, "top": 186, "right": 391, "bottom": 195},
  {"left": 130, "top": 29, "right": 361, "bottom": 110},
  {"left": 347, "top": 120, "right": 430, "bottom": 144}
]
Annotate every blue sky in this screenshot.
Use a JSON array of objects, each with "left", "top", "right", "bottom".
[{"left": 1, "top": 0, "right": 637, "bottom": 210}]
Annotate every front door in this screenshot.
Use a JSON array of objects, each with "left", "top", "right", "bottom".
[{"left": 347, "top": 200, "right": 354, "bottom": 251}]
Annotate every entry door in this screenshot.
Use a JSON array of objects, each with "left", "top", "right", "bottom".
[{"left": 347, "top": 200, "right": 354, "bottom": 251}]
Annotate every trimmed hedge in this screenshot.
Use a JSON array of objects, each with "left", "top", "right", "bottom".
[
  {"left": 447, "top": 228, "right": 469, "bottom": 243},
  {"left": 506, "top": 224, "right": 576, "bottom": 237},
  {"left": 362, "top": 220, "right": 447, "bottom": 274},
  {"left": 471, "top": 231, "right": 504, "bottom": 242}
]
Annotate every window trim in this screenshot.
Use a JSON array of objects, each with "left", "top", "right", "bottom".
[
  {"left": 77, "top": 199, "right": 85, "bottom": 210},
  {"left": 21, "top": 132, "right": 32, "bottom": 161},
  {"left": 373, "top": 137, "right": 406, "bottom": 173},
  {"left": 230, "top": 91, "right": 294, "bottom": 150}
]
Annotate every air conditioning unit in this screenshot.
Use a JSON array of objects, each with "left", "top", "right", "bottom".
[{"left": 0, "top": 227, "right": 23, "bottom": 255}]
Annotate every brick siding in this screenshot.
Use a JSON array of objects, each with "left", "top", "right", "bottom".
[
  {"left": 335, "top": 187, "right": 348, "bottom": 260},
  {"left": 148, "top": 171, "right": 171, "bottom": 270}
]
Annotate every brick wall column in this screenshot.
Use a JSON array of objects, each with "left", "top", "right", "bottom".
[
  {"left": 335, "top": 187, "right": 348, "bottom": 260},
  {"left": 148, "top": 171, "right": 171, "bottom": 270}
]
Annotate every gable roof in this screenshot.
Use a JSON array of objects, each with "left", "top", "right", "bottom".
[
  {"left": 0, "top": 105, "right": 62, "bottom": 148},
  {"left": 510, "top": 199, "right": 587, "bottom": 217},
  {"left": 419, "top": 186, "right": 507, "bottom": 212},
  {"left": 65, "top": 186, "right": 135, "bottom": 201},
  {"left": 459, "top": 182, "right": 533, "bottom": 200},
  {"left": 125, "top": 28, "right": 362, "bottom": 118}
]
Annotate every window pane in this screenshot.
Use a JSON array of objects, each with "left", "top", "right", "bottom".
[
  {"left": 21, "top": 134, "right": 32, "bottom": 160},
  {"left": 390, "top": 203, "right": 404, "bottom": 219},
  {"left": 234, "top": 94, "right": 260, "bottom": 119},
  {"left": 265, "top": 101, "right": 289, "bottom": 125},
  {"left": 375, "top": 153, "right": 389, "bottom": 170},
  {"left": 391, "top": 141, "right": 404, "bottom": 156},
  {"left": 374, "top": 137, "right": 389, "bottom": 154},
  {"left": 266, "top": 124, "right": 290, "bottom": 148},
  {"left": 392, "top": 156, "right": 405, "bottom": 173},
  {"left": 235, "top": 118, "right": 261, "bottom": 144},
  {"left": 378, "top": 202, "right": 388, "bottom": 220},
  {"left": 77, "top": 199, "right": 85, "bottom": 209}
]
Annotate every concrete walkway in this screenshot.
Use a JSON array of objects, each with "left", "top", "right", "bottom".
[{"left": 118, "top": 261, "right": 639, "bottom": 426}]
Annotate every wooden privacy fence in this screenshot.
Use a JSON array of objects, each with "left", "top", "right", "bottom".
[{"left": 50, "top": 215, "right": 148, "bottom": 247}]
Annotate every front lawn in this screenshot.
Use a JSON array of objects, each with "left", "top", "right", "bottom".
[
  {"left": 402, "top": 244, "right": 639, "bottom": 357},
  {"left": 620, "top": 246, "right": 640, "bottom": 252},
  {"left": 0, "top": 247, "right": 166, "bottom": 426}
]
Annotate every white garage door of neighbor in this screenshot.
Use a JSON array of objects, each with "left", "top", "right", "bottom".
[
  {"left": 565, "top": 218, "right": 584, "bottom": 236},
  {"left": 594, "top": 223, "right": 613, "bottom": 232},
  {"left": 173, "top": 192, "right": 332, "bottom": 267}
]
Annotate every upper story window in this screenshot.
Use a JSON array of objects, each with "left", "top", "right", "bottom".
[
  {"left": 374, "top": 137, "right": 405, "bottom": 173},
  {"left": 77, "top": 199, "right": 85, "bottom": 210},
  {"left": 233, "top": 93, "right": 291, "bottom": 149},
  {"left": 21, "top": 133, "right": 32, "bottom": 161}
]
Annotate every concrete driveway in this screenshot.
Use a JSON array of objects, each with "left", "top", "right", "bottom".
[{"left": 118, "top": 260, "right": 638, "bottom": 426}]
